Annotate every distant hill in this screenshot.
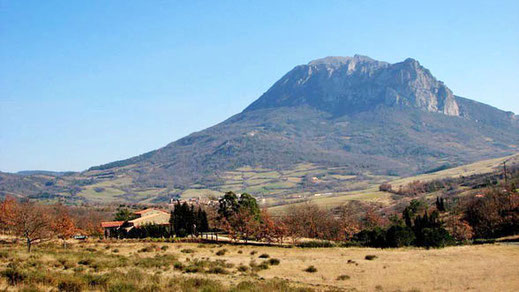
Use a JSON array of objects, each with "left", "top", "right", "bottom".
[
  {"left": 1, "top": 55, "right": 518, "bottom": 204},
  {"left": 16, "top": 170, "right": 74, "bottom": 177}
]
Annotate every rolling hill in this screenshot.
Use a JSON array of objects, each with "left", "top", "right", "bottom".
[{"left": 1, "top": 55, "right": 518, "bottom": 204}]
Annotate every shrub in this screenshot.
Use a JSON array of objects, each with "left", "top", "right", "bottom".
[
  {"left": 258, "top": 253, "right": 270, "bottom": 259},
  {"left": 0, "top": 251, "right": 9, "bottom": 259},
  {"left": 161, "top": 245, "right": 169, "bottom": 251},
  {"left": 385, "top": 225, "right": 415, "bottom": 247},
  {"left": 257, "top": 261, "right": 270, "bottom": 270},
  {"left": 215, "top": 249, "right": 227, "bottom": 256},
  {"left": 138, "top": 246, "right": 155, "bottom": 253},
  {"left": 207, "top": 266, "right": 228, "bottom": 274},
  {"left": 268, "top": 258, "right": 280, "bottom": 265},
  {"left": 78, "top": 258, "right": 93, "bottom": 266},
  {"left": 298, "top": 240, "right": 336, "bottom": 248},
  {"left": 420, "top": 227, "right": 454, "bottom": 248},
  {"left": 181, "top": 248, "right": 195, "bottom": 254},
  {"left": 173, "top": 262, "right": 183, "bottom": 270},
  {"left": 304, "top": 265, "right": 317, "bottom": 273},
  {"left": 237, "top": 265, "right": 249, "bottom": 272},
  {"left": 57, "top": 277, "right": 86, "bottom": 292},
  {"left": 83, "top": 273, "right": 109, "bottom": 289},
  {"left": 250, "top": 250, "right": 257, "bottom": 255},
  {"left": 107, "top": 282, "right": 137, "bottom": 292},
  {"left": 184, "top": 265, "right": 201, "bottom": 273},
  {"left": 365, "top": 255, "right": 377, "bottom": 260},
  {"left": 133, "top": 254, "right": 177, "bottom": 269},
  {"left": 170, "top": 277, "right": 223, "bottom": 292},
  {"left": 112, "top": 249, "right": 119, "bottom": 253},
  {"left": 1, "top": 267, "right": 26, "bottom": 285},
  {"left": 337, "top": 274, "right": 350, "bottom": 280}
]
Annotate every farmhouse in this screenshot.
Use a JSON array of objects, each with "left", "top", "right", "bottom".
[{"left": 101, "top": 208, "right": 170, "bottom": 238}]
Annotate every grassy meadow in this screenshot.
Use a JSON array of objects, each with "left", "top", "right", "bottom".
[{"left": 1, "top": 240, "right": 518, "bottom": 291}]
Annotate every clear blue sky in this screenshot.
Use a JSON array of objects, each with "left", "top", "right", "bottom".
[{"left": 1, "top": 0, "right": 518, "bottom": 172}]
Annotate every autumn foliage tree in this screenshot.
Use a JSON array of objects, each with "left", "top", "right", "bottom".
[
  {"left": 51, "top": 204, "right": 77, "bottom": 248},
  {"left": 0, "top": 196, "right": 17, "bottom": 234},
  {"left": 5, "top": 199, "right": 53, "bottom": 252}
]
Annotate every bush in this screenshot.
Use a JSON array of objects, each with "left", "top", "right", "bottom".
[
  {"left": 78, "top": 258, "right": 93, "bottom": 266},
  {"left": 365, "top": 255, "right": 377, "bottom": 260},
  {"left": 268, "top": 258, "right": 280, "bottom": 265},
  {"left": 173, "top": 262, "right": 183, "bottom": 270},
  {"left": 57, "top": 277, "right": 86, "bottom": 292},
  {"left": 138, "top": 246, "right": 155, "bottom": 253},
  {"left": 184, "top": 265, "right": 201, "bottom": 273},
  {"left": 170, "top": 277, "right": 223, "bottom": 292},
  {"left": 258, "top": 253, "right": 270, "bottom": 259},
  {"left": 257, "top": 261, "right": 270, "bottom": 270},
  {"left": 385, "top": 225, "right": 415, "bottom": 247},
  {"left": 107, "top": 282, "right": 137, "bottom": 292},
  {"left": 1, "top": 267, "right": 26, "bottom": 285},
  {"left": 420, "top": 227, "right": 454, "bottom": 248},
  {"left": 207, "top": 266, "right": 228, "bottom": 274},
  {"left": 83, "top": 273, "right": 109, "bottom": 289},
  {"left": 181, "top": 248, "right": 195, "bottom": 254},
  {"left": 353, "top": 227, "right": 387, "bottom": 248},
  {"left": 215, "top": 249, "right": 227, "bottom": 256},
  {"left": 237, "top": 265, "right": 249, "bottom": 272},
  {"left": 337, "top": 274, "right": 350, "bottom": 280},
  {"left": 298, "top": 240, "right": 335, "bottom": 248},
  {"left": 304, "top": 265, "right": 317, "bottom": 273}
]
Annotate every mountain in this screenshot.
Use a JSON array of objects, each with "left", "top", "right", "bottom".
[
  {"left": 16, "top": 170, "right": 74, "bottom": 177},
  {"left": 1, "top": 55, "right": 518, "bottom": 203}
]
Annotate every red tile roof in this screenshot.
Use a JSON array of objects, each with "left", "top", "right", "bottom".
[{"left": 101, "top": 221, "right": 124, "bottom": 228}]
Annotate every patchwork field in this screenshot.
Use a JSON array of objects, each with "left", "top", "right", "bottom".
[
  {"left": 269, "top": 153, "right": 519, "bottom": 213},
  {"left": 1, "top": 240, "right": 518, "bottom": 291}
]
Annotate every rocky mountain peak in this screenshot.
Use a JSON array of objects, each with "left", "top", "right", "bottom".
[{"left": 245, "top": 55, "right": 460, "bottom": 116}]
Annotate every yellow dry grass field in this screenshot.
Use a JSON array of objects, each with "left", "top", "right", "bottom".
[{"left": 1, "top": 240, "right": 518, "bottom": 291}]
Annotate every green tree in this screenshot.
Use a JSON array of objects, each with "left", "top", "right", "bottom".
[
  {"left": 238, "top": 193, "right": 260, "bottom": 219},
  {"left": 218, "top": 192, "right": 240, "bottom": 220},
  {"left": 114, "top": 208, "right": 137, "bottom": 221}
]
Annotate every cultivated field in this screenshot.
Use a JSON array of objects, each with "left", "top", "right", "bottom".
[
  {"left": 1, "top": 240, "right": 518, "bottom": 291},
  {"left": 269, "top": 153, "right": 519, "bottom": 213}
]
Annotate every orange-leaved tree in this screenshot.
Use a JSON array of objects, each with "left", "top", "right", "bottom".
[
  {"left": 7, "top": 199, "right": 53, "bottom": 252},
  {"left": 51, "top": 204, "right": 77, "bottom": 248}
]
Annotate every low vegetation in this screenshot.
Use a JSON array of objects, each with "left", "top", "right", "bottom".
[{"left": 1, "top": 238, "right": 519, "bottom": 291}]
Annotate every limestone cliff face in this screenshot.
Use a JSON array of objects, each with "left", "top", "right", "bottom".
[{"left": 245, "top": 55, "right": 460, "bottom": 116}]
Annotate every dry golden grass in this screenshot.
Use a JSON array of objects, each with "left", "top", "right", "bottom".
[{"left": 1, "top": 240, "right": 518, "bottom": 291}]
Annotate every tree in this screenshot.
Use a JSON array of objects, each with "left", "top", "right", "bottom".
[
  {"left": 445, "top": 215, "right": 473, "bottom": 241},
  {"left": 8, "top": 200, "right": 53, "bottom": 252},
  {"left": 0, "top": 196, "right": 17, "bottom": 234},
  {"left": 227, "top": 208, "right": 259, "bottom": 243},
  {"left": 255, "top": 209, "right": 277, "bottom": 243},
  {"left": 217, "top": 192, "right": 240, "bottom": 220},
  {"left": 51, "top": 204, "right": 77, "bottom": 248},
  {"left": 171, "top": 201, "right": 193, "bottom": 237},
  {"left": 238, "top": 193, "right": 260, "bottom": 220},
  {"left": 196, "top": 207, "right": 209, "bottom": 233},
  {"left": 464, "top": 187, "right": 519, "bottom": 238},
  {"left": 217, "top": 192, "right": 263, "bottom": 242},
  {"left": 435, "top": 197, "right": 446, "bottom": 212},
  {"left": 113, "top": 207, "right": 137, "bottom": 221}
]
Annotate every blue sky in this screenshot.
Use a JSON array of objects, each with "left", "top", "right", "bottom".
[{"left": 1, "top": 0, "right": 518, "bottom": 172}]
